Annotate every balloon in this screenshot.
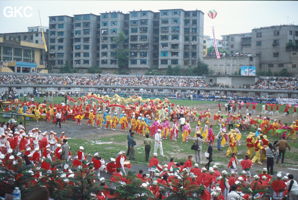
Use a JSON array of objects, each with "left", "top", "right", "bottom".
[{"left": 208, "top": 10, "right": 217, "bottom": 19}]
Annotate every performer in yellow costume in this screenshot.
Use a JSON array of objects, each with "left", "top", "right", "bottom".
[
  {"left": 246, "top": 132, "right": 255, "bottom": 159},
  {"left": 88, "top": 111, "right": 95, "bottom": 127},
  {"left": 226, "top": 129, "right": 241, "bottom": 157},
  {"left": 96, "top": 111, "right": 104, "bottom": 128},
  {"left": 252, "top": 138, "right": 263, "bottom": 165},
  {"left": 111, "top": 113, "right": 119, "bottom": 130},
  {"left": 119, "top": 114, "right": 128, "bottom": 130}
]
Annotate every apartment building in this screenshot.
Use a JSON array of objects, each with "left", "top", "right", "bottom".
[
  {"left": 99, "top": 12, "right": 125, "bottom": 69},
  {"left": 48, "top": 15, "right": 73, "bottom": 71},
  {"left": 128, "top": 10, "right": 155, "bottom": 69},
  {"left": 73, "top": 14, "right": 97, "bottom": 70}
]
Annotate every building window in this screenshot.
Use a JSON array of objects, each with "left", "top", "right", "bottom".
[
  {"left": 83, "top": 22, "right": 90, "bottom": 28},
  {"left": 58, "top": 46, "right": 63, "bottom": 50},
  {"left": 50, "top": 46, "right": 55, "bottom": 50},
  {"left": 141, "top": 11, "right": 148, "bottom": 16},
  {"left": 273, "top": 52, "right": 279, "bottom": 57},
  {"left": 101, "top": 59, "right": 108, "bottom": 64},
  {"left": 289, "top": 31, "right": 292, "bottom": 35},
  {"left": 74, "top": 23, "right": 81, "bottom": 28},
  {"left": 161, "top": 27, "right": 169, "bottom": 33},
  {"left": 74, "top": 30, "right": 81, "bottom": 36},
  {"left": 83, "top": 37, "right": 89, "bottom": 42},
  {"left": 83, "top": 45, "right": 89, "bottom": 50},
  {"left": 111, "top": 13, "right": 118, "bottom": 18},
  {"left": 130, "top": 12, "right": 138, "bottom": 18},
  {"left": 131, "top": 28, "right": 138, "bottom": 33},
  {"left": 171, "top": 52, "right": 179, "bottom": 56},
  {"left": 231, "top": 45, "right": 234, "bottom": 48},
  {"left": 273, "top": 30, "right": 280, "bottom": 36},
  {"left": 192, "top": 36, "right": 197, "bottom": 41},
  {"left": 130, "top": 59, "right": 137, "bottom": 64},
  {"left": 184, "top": 28, "right": 190, "bottom": 34},
  {"left": 83, "top": 29, "right": 90, "bottom": 35},
  {"left": 184, "top": 52, "right": 189, "bottom": 58},
  {"left": 173, "top": 10, "right": 180, "bottom": 16},
  {"left": 172, "top": 35, "right": 179, "bottom": 40},
  {"left": 57, "top": 60, "right": 64, "bottom": 65},
  {"left": 140, "top": 35, "right": 147, "bottom": 41},
  {"left": 83, "top": 52, "right": 89, "bottom": 57},
  {"left": 140, "top": 19, "right": 148, "bottom": 25},
  {"left": 191, "top": 52, "right": 196, "bottom": 57},
  {"left": 102, "top": 21, "right": 108, "bottom": 27},
  {"left": 192, "top": 45, "right": 197, "bottom": 49},
  {"left": 279, "top": 63, "right": 284, "bottom": 68},
  {"left": 140, "top": 27, "right": 148, "bottom": 33},
  {"left": 184, "top": 19, "right": 190, "bottom": 25},
  {"left": 256, "top": 41, "right": 262, "bottom": 46},
  {"left": 160, "top": 51, "right": 168, "bottom": 57},
  {"left": 161, "top": 35, "right": 168, "bottom": 41},
  {"left": 192, "top": 19, "right": 197, "bottom": 25},
  {"left": 130, "top": 20, "right": 138, "bottom": 26},
  {"left": 101, "top": 44, "right": 108, "bottom": 49},
  {"left": 130, "top": 35, "right": 138, "bottom": 41},
  {"left": 50, "top": 24, "right": 56, "bottom": 29},
  {"left": 101, "top": 52, "right": 108, "bottom": 57},
  {"left": 130, "top": 52, "right": 137, "bottom": 57},
  {"left": 184, "top": 36, "right": 190, "bottom": 41},
  {"left": 140, "top": 59, "right": 147, "bottom": 64},
  {"left": 58, "top": 24, "right": 64, "bottom": 28},
  {"left": 172, "top": 18, "right": 179, "bottom": 24},
  {"left": 50, "top": 38, "right": 55, "bottom": 43},
  {"left": 171, "top": 59, "right": 178, "bottom": 64},
  {"left": 58, "top": 38, "right": 64, "bottom": 43},
  {"left": 293, "top": 64, "right": 297, "bottom": 68},
  {"left": 231, "top": 37, "right": 234, "bottom": 41},
  {"left": 161, "top": 19, "right": 169, "bottom": 24},
  {"left": 296, "top": 31, "right": 298, "bottom": 37},
  {"left": 256, "top": 32, "right": 262, "bottom": 38},
  {"left": 83, "top": 60, "right": 89, "bottom": 64},
  {"left": 57, "top": 31, "right": 64, "bottom": 36},
  {"left": 111, "top": 44, "right": 117, "bottom": 49},
  {"left": 75, "top": 53, "right": 80, "bottom": 57},
  {"left": 161, "top": 11, "right": 168, "bottom": 16},
  {"left": 161, "top": 43, "right": 168, "bottom": 48},
  {"left": 58, "top": 16, "right": 64, "bottom": 21},
  {"left": 161, "top": 59, "right": 168, "bottom": 64},
  {"left": 191, "top": 28, "right": 197, "bottom": 33},
  {"left": 171, "top": 26, "right": 180, "bottom": 33},
  {"left": 171, "top": 44, "right": 179, "bottom": 49},
  {"left": 111, "top": 28, "right": 117, "bottom": 34},
  {"left": 101, "top": 29, "right": 108, "bottom": 35},
  {"left": 273, "top": 39, "right": 280, "bottom": 47},
  {"left": 75, "top": 45, "right": 81, "bottom": 50},
  {"left": 140, "top": 52, "right": 147, "bottom": 57},
  {"left": 111, "top": 21, "right": 118, "bottom": 26}
]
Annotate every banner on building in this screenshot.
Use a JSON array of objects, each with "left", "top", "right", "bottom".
[{"left": 240, "top": 66, "right": 256, "bottom": 76}]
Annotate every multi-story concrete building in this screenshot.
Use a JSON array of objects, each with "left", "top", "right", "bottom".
[
  {"left": 222, "top": 33, "right": 252, "bottom": 56},
  {"left": 99, "top": 12, "right": 125, "bottom": 69},
  {"left": 73, "top": 14, "right": 97, "bottom": 71},
  {"left": 183, "top": 10, "right": 204, "bottom": 66},
  {"left": 0, "top": 34, "right": 47, "bottom": 73},
  {"left": 129, "top": 10, "right": 155, "bottom": 69},
  {"left": 221, "top": 25, "right": 298, "bottom": 76},
  {"left": 48, "top": 15, "right": 73, "bottom": 71},
  {"left": 47, "top": 9, "right": 204, "bottom": 72},
  {"left": 252, "top": 25, "right": 298, "bottom": 75},
  {"left": 202, "top": 35, "right": 223, "bottom": 57},
  {"left": 158, "top": 9, "right": 204, "bottom": 69},
  {"left": 159, "top": 9, "right": 185, "bottom": 69}
]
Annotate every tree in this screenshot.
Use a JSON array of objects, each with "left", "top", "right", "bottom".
[
  {"left": 87, "top": 66, "right": 102, "bottom": 74},
  {"left": 115, "top": 32, "right": 129, "bottom": 74},
  {"left": 60, "top": 62, "right": 76, "bottom": 73},
  {"left": 192, "top": 60, "right": 209, "bottom": 75},
  {"left": 278, "top": 68, "right": 291, "bottom": 77}
]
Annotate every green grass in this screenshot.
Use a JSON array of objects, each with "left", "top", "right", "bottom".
[{"left": 169, "top": 99, "right": 218, "bottom": 106}]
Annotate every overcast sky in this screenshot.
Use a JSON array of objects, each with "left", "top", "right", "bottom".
[{"left": 0, "top": 1, "right": 298, "bottom": 38}]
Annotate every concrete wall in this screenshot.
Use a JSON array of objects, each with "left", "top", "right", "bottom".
[{"left": 204, "top": 56, "right": 259, "bottom": 76}]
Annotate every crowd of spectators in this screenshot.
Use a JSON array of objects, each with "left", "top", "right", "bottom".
[
  {"left": 250, "top": 77, "right": 298, "bottom": 90},
  {"left": 0, "top": 74, "right": 209, "bottom": 88},
  {"left": 0, "top": 73, "right": 297, "bottom": 90}
]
